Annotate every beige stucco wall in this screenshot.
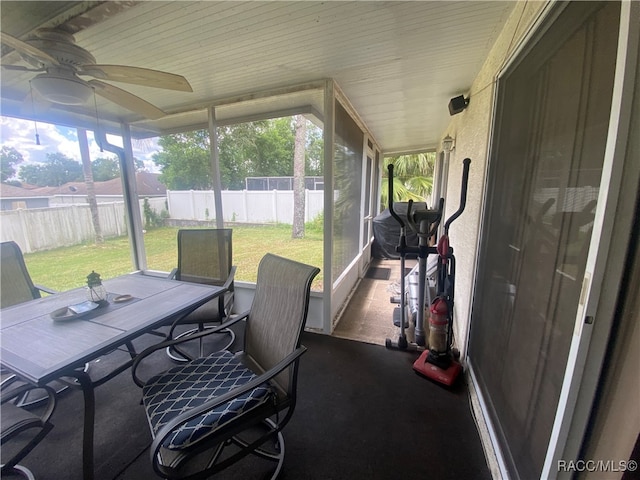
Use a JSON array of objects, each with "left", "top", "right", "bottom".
[{"left": 439, "top": 1, "right": 548, "bottom": 358}]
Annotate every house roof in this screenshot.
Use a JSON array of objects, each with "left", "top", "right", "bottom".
[
  {"left": 0, "top": 1, "right": 515, "bottom": 153},
  {"left": 0, "top": 182, "right": 50, "bottom": 199},
  {"left": 1, "top": 172, "right": 166, "bottom": 198}
]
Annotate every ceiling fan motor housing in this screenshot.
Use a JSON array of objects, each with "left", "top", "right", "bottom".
[
  {"left": 23, "top": 29, "right": 96, "bottom": 105},
  {"left": 32, "top": 71, "right": 93, "bottom": 105},
  {"left": 24, "top": 29, "right": 96, "bottom": 68}
]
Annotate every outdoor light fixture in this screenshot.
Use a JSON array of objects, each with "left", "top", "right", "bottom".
[
  {"left": 448, "top": 95, "right": 469, "bottom": 116},
  {"left": 31, "top": 72, "right": 93, "bottom": 105},
  {"left": 442, "top": 135, "right": 455, "bottom": 152}
]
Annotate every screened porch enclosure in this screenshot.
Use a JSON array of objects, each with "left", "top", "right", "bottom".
[
  {"left": 215, "top": 82, "right": 383, "bottom": 333},
  {"left": 58, "top": 81, "right": 383, "bottom": 335},
  {"left": 1, "top": 79, "right": 382, "bottom": 335}
]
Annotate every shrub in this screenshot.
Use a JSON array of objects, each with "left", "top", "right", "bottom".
[{"left": 143, "top": 198, "right": 166, "bottom": 228}]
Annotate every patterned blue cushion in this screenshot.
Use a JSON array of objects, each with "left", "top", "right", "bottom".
[{"left": 142, "top": 350, "right": 273, "bottom": 450}]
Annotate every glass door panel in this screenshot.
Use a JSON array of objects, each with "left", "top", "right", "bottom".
[{"left": 468, "top": 2, "right": 619, "bottom": 478}]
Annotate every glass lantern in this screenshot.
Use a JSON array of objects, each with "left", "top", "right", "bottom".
[{"left": 86, "top": 271, "right": 108, "bottom": 306}]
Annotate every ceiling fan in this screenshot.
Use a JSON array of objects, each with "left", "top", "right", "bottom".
[{"left": 1, "top": 28, "right": 193, "bottom": 120}]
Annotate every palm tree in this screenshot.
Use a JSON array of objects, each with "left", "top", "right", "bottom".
[
  {"left": 380, "top": 152, "right": 435, "bottom": 209},
  {"left": 78, "top": 128, "right": 104, "bottom": 244}
]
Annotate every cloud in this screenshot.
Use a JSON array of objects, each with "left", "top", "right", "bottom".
[
  {"left": 0, "top": 116, "right": 161, "bottom": 172},
  {"left": 1, "top": 116, "right": 101, "bottom": 164}
]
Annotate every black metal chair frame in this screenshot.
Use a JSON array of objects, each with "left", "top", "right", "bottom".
[{"left": 1, "top": 382, "right": 56, "bottom": 479}]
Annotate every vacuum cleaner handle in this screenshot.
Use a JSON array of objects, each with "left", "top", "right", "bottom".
[
  {"left": 444, "top": 158, "right": 471, "bottom": 234},
  {"left": 387, "top": 164, "right": 405, "bottom": 228}
]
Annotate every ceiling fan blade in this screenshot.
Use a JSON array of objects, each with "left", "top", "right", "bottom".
[
  {"left": 89, "top": 80, "right": 166, "bottom": 120},
  {"left": 0, "top": 32, "right": 60, "bottom": 66},
  {"left": 81, "top": 64, "right": 193, "bottom": 92},
  {"left": 1, "top": 64, "right": 31, "bottom": 72}
]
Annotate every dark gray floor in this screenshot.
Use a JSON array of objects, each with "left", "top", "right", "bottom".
[{"left": 5, "top": 321, "right": 490, "bottom": 480}]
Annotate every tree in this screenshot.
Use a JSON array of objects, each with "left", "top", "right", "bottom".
[
  {"left": 91, "top": 156, "right": 120, "bottom": 181},
  {"left": 305, "top": 124, "right": 324, "bottom": 176},
  {"left": 253, "top": 117, "right": 295, "bottom": 177},
  {"left": 133, "top": 158, "right": 145, "bottom": 172},
  {"left": 154, "top": 119, "right": 296, "bottom": 190},
  {"left": 1, "top": 146, "right": 23, "bottom": 182},
  {"left": 292, "top": 115, "right": 307, "bottom": 238},
  {"left": 18, "top": 152, "right": 83, "bottom": 186},
  {"left": 90, "top": 156, "right": 143, "bottom": 181},
  {"left": 152, "top": 130, "right": 213, "bottom": 190},
  {"left": 152, "top": 117, "right": 323, "bottom": 192},
  {"left": 381, "top": 152, "right": 435, "bottom": 209},
  {"left": 217, "top": 122, "right": 265, "bottom": 189},
  {"left": 78, "top": 128, "right": 104, "bottom": 244}
]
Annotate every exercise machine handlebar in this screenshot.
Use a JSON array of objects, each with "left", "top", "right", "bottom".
[
  {"left": 387, "top": 164, "right": 404, "bottom": 229},
  {"left": 444, "top": 158, "right": 471, "bottom": 234}
]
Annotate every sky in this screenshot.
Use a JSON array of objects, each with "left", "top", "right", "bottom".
[{"left": 0, "top": 115, "right": 161, "bottom": 178}]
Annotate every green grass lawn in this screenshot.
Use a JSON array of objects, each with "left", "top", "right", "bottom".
[{"left": 24, "top": 224, "right": 324, "bottom": 292}]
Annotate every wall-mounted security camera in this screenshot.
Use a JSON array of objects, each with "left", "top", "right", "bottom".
[{"left": 449, "top": 95, "right": 469, "bottom": 116}]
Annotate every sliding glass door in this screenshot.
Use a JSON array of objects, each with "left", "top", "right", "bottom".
[{"left": 468, "top": 2, "right": 620, "bottom": 478}]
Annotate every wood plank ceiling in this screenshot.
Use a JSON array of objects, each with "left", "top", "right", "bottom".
[{"left": 1, "top": 1, "right": 514, "bottom": 153}]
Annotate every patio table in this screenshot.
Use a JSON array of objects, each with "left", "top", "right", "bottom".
[{"left": 0, "top": 272, "right": 226, "bottom": 480}]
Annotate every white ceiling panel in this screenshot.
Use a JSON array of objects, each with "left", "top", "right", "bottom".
[{"left": 0, "top": 1, "right": 515, "bottom": 152}]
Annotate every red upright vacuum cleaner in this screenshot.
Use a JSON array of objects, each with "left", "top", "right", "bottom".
[{"left": 412, "top": 158, "right": 470, "bottom": 386}]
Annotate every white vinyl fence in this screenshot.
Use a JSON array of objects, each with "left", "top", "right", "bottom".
[
  {"left": 166, "top": 189, "right": 324, "bottom": 224},
  {"left": 1, "top": 198, "right": 166, "bottom": 254},
  {"left": 1, "top": 190, "right": 324, "bottom": 253}
]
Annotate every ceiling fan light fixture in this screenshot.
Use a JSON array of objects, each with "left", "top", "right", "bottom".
[{"left": 31, "top": 72, "right": 93, "bottom": 105}]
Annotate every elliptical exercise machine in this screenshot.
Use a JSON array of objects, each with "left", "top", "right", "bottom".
[
  {"left": 384, "top": 163, "right": 443, "bottom": 351},
  {"left": 385, "top": 158, "right": 471, "bottom": 387}
]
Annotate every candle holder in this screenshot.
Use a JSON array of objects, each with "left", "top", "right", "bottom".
[{"left": 86, "top": 271, "right": 108, "bottom": 306}]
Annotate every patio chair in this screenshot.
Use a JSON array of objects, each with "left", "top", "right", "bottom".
[
  {"left": 165, "top": 229, "right": 236, "bottom": 362},
  {"left": 0, "top": 241, "right": 75, "bottom": 407},
  {"left": 131, "top": 253, "right": 320, "bottom": 479},
  {"left": 1, "top": 382, "right": 56, "bottom": 479},
  {"left": 0, "top": 241, "right": 57, "bottom": 309}
]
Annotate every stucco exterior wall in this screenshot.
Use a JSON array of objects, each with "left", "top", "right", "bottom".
[{"left": 440, "top": 1, "right": 548, "bottom": 357}]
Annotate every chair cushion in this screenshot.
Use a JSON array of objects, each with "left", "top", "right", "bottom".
[{"left": 142, "top": 350, "right": 273, "bottom": 450}]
